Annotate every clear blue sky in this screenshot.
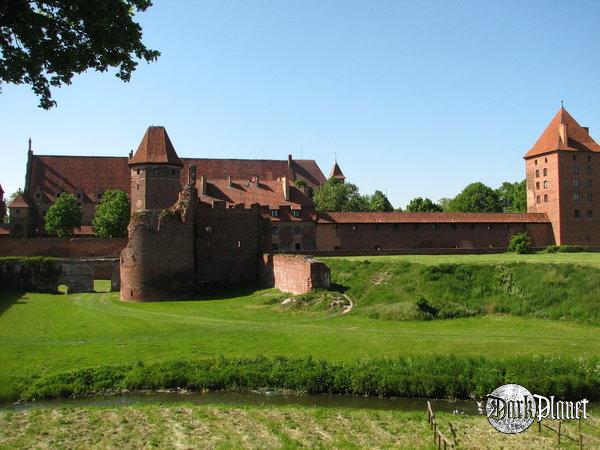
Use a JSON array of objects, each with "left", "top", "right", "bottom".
[{"left": 2, "top": 0, "right": 600, "bottom": 208}]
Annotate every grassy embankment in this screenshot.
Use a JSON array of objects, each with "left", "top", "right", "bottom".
[
  {"left": 1, "top": 253, "right": 600, "bottom": 402},
  {"left": 1, "top": 403, "right": 598, "bottom": 449}
]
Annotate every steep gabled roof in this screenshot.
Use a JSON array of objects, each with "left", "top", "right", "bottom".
[
  {"left": 317, "top": 212, "right": 550, "bottom": 224},
  {"left": 329, "top": 161, "right": 345, "bottom": 180},
  {"left": 129, "top": 126, "right": 183, "bottom": 167},
  {"left": 8, "top": 194, "right": 30, "bottom": 208},
  {"left": 525, "top": 107, "right": 600, "bottom": 158}
]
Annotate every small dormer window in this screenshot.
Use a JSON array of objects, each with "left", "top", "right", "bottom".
[
  {"left": 271, "top": 226, "right": 280, "bottom": 235},
  {"left": 292, "top": 210, "right": 301, "bottom": 218},
  {"left": 270, "top": 209, "right": 279, "bottom": 217}
]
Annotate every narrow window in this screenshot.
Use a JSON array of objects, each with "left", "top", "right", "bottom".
[
  {"left": 534, "top": 159, "right": 538, "bottom": 165},
  {"left": 587, "top": 179, "right": 592, "bottom": 188},
  {"left": 588, "top": 210, "right": 593, "bottom": 218},
  {"left": 543, "top": 181, "right": 549, "bottom": 188},
  {"left": 536, "top": 195, "right": 541, "bottom": 203},
  {"left": 535, "top": 169, "right": 540, "bottom": 178},
  {"left": 545, "top": 157, "right": 548, "bottom": 163},
  {"left": 270, "top": 209, "right": 279, "bottom": 217},
  {"left": 587, "top": 166, "right": 592, "bottom": 175},
  {"left": 573, "top": 179, "right": 579, "bottom": 187},
  {"left": 543, "top": 168, "right": 547, "bottom": 176},
  {"left": 588, "top": 193, "right": 593, "bottom": 201},
  {"left": 136, "top": 169, "right": 140, "bottom": 175},
  {"left": 292, "top": 210, "right": 301, "bottom": 217},
  {"left": 588, "top": 156, "right": 591, "bottom": 162},
  {"left": 295, "top": 243, "right": 302, "bottom": 251},
  {"left": 573, "top": 155, "right": 577, "bottom": 161},
  {"left": 544, "top": 194, "right": 548, "bottom": 203},
  {"left": 573, "top": 165, "right": 580, "bottom": 174},
  {"left": 574, "top": 210, "right": 580, "bottom": 218},
  {"left": 536, "top": 182, "right": 540, "bottom": 189},
  {"left": 574, "top": 192, "right": 580, "bottom": 201}
]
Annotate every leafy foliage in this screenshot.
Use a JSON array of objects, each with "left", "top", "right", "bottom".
[
  {"left": 0, "top": 0, "right": 160, "bottom": 108},
  {"left": 405, "top": 197, "right": 443, "bottom": 212},
  {"left": 367, "top": 190, "right": 394, "bottom": 212},
  {"left": 444, "top": 182, "right": 502, "bottom": 212},
  {"left": 313, "top": 177, "right": 369, "bottom": 212},
  {"left": 92, "top": 189, "right": 130, "bottom": 238},
  {"left": 44, "top": 193, "right": 82, "bottom": 237},
  {"left": 507, "top": 233, "right": 532, "bottom": 254},
  {"left": 496, "top": 180, "right": 527, "bottom": 212}
]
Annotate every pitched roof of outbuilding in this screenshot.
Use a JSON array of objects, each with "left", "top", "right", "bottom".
[
  {"left": 8, "top": 194, "right": 30, "bottom": 208},
  {"left": 129, "top": 126, "right": 183, "bottom": 167},
  {"left": 317, "top": 211, "right": 550, "bottom": 224},
  {"left": 525, "top": 107, "right": 600, "bottom": 158}
]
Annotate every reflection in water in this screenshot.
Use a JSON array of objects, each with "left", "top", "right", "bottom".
[{"left": 6, "top": 390, "right": 480, "bottom": 415}]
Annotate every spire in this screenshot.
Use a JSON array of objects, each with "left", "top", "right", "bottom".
[
  {"left": 525, "top": 107, "right": 600, "bottom": 158},
  {"left": 129, "top": 126, "right": 183, "bottom": 167},
  {"left": 329, "top": 159, "right": 345, "bottom": 181}
]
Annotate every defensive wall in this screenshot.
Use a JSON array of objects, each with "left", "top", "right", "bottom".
[
  {"left": 262, "top": 254, "right": 331, "bottom": 295},
  {"left": 0, "top": 237, "right": 126, "bottom": 257}
]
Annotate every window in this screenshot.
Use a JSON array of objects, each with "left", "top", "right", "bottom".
[
  {"left": 588, "top": 156, "right": 591, "bottom": 162},
  {"left": 536, "top": 195, "right": 541, "bottom": 204},
  {"left": 172, "top": 169, "right": 176, "bottom": 175},
  {"left": 588, "top": 210, "right": 593, "bottom": 219},
  {"left": 574, "top": 192, "right": 580, "bottom": 201},
  {"left": 432, "top": 224, "right": 437, "bottom": 230},
  {"left": 534, "top": 159, "right": 538, "bottom": 165},
  {"left": 237, "top": 240, "right": 241, "bottom": 248},
  {"left": 587, "top": 166, "right": 592, "bottom": 175},
  {"left": 536, "top": 182, "right": 540, "bottom": 189},
  {"left": 332, "top": 224, "right": 338, "bottom": 230},
  {"left": 137, "top": 184, "right": 139, "bottom": 191},
  {"left": 573, "top": 155, "right": 577, "bottom": 161},
  {"left": 35, "top": 192, "right": 40, "bottom": 199},
  {"left": 543, "top": 181, "right": 549, "bottom": 188},
  {"left": 573, "top": 179, "right": 579, "bottom": 187},
  {"left": 270, "top": 209, "right": 279, "bottom": 217},
  {"left": 292, "top": 210, "right": 301, "bottom": 218},
  {"left": 76, "top": 192, "right": 82, "bottom": 199},
  {"left": 295, "top": 243, "right": 302, "bottom": 251},
  {"left": 588, "top": 193, "right": 593, "bottom": 201},
  {"left": 97, "top": 192, "right": 103, "bottom": 200},
  {"left": 543, "top": 168, "right": 547, "bottom": 176},
  {"left": 293, "top": 226, "right": 301, "bottom": 235},
  {"left": 535, "top": 169, "right": 540, "bottom": 178},
  {"left": 587, "top": 179, "right": 592, "bottom": 188},
  {"left": 545, "top": 157, "right": 548, "bottom": 163},
  {"left": 575, "top": 210, "right": 580, "bottom": 218},
  {"left": 544, "top": 194, "right": 548, "bottom": 203},
  {"left": 136, "top": 168, "right": 140, "bottom": 174},
  {"left": 271, "top": 227, "right": 279, "bottom": 235},
  {"left": 573, "top": 165, "right": 580, "bottom": 174}
]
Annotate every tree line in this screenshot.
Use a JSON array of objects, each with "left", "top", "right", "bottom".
[{"left": 311, "top": 177, "right": 526, "bottom": 214}]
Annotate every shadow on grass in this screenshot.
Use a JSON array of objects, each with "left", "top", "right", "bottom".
[
  {"left": 188, "top": 282, "right": 267, "bottom": 302},
  {"left": 0, "top": 291, "right": 26, "bottom": 316},
  {"left": 330, "top": 282, "right": 349, "bottom": 294}
]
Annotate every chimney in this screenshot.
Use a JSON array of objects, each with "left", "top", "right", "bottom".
[
  {"left": 188, "top": 164, "right": 197, "bottom": 185},
  {"left": 253, "top": 176, "right": 260, "bottom": 188},
  {"left": 227, "top": 175, "right": 232, "bottom": 188},
  {"left": 28, "top": 138, "right": 32, "bottom": 153},
  {"left": 199, "top": 175, "right": 207, "bottom": 195},
  {"left": 281, "top": 176, "right": 289, "bottom": 201},
  {"left": 287, "top": 154, "right": 292, "bottom": 168},
  {"left": 559, "top": 123, "right": 568, "bottom": 145},
  {"left": 128, "top": 150, "right": 133, "bottom": 160},
  {"left": 583, "top": 126, "right": 590, "bottom": 134}
]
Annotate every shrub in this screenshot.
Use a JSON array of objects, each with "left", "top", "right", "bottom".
[
  {"left": 507, "top": 232, "right": 531, "bottom": 254},
  {"left": 543, "top": 245, "right": 588, "bottom": 253}
]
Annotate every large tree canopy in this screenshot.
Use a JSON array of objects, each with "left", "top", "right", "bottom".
[
  {"left": 313, "top": 177, "right": 369, "bottom": 213},
  {"left": 445, "top": 182, "right": 503, "bottom": 213},
  {"left": 405, "top": 197, "right": 443, "bottom": 213},
  {"left": 496, "top": 180, "right": 527, "bottom": 213},
  {"left": 1, "top": 0, "right": 159, "bottom": 108},
  {"left": 92, "top": 189, "right": 130, "bottom": 238},
  {"left": 367, "top": 190, "right": 394, "bottom": 212}
]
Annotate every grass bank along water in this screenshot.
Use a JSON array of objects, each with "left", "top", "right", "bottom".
[
  {"left": 17, "top": 355, "right": 600, "bottom": 402},
  {"left": 324, "top": 258, "right": 600, "bottom": 324}
]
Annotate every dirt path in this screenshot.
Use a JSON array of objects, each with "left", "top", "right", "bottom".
[{"left": 340, "top": 294, "right": 353, "bottom": 315}]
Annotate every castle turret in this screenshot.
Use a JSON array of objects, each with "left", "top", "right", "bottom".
[
  {"left": 329, "top": 160, "right": 345, "bottom": 182},
  {"left": 525, "top": 106, "right": 600, "bottom": 245},
  {"left": 129, "top": 126, "right": 183, "bottom": 214}
]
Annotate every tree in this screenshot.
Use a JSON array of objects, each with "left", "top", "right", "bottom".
[
  {"left": 445, "top": 182, "right": 502, "bottom": 213},
  {"left": 405, "top": 197, "right": 443, "bottom": 212},
  {"left": 92, "top": 189, "right": 130, "bottom": 237},
  {"left": 313, "top": 177, "right": 370, "bottom": 212},
  {"left": 368, "top": 190, "right": 394, "bottom": 212},
  {"left": 507, "top": 232, "right": 531, "bottom": 254},
  {"left": 44, "top": 193, "right": 82, "bottom": 237},
  {"left": 438, "top": 197, "right": 452, "bottom": 211},
  {"left": 496, "top": 180, "right": 526, "bottom": 213},
  {"left": 1, "top": 1, "right": 160, "bottom": 109}
]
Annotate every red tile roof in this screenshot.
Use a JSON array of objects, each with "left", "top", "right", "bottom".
[
  {"left": 129, "top": 126, "right": 183, "bottom": 167},
  {"left": 8, "top": 194, "right": 31, "bottom": 208},
  {"left": 198, "top": 179, "right": 314, "bottom": 209},
  {"left": 292, "top": 160, "right": 327, "bottom": 186},
  {"left": 525, "top": 107, "right": 600, "bottom": 158},
  {"left": 329, "top": 162, "right": 345, "bottom": 179},
  {"left": 317, "top": 212, "right": 550, "bottom": 224},
  {"left": 27, "top": 155, "right": 325, "bottom": 207}
]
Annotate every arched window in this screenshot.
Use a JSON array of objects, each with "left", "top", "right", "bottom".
[
  {"left": 544, "top": 181, "right": 549, "bottom": 188},
  {"left": 544, "top": 194, "right": 548, "bottom": 203},
  {"left": 543, "top": 168, "right": 547, "bottom": 176},
  {"left": 536, "top": 182, "right": 540, "bottom": 189},
  {"left": 536, "top": 195, "right": 541, "bottom": 203},
  {"left": 535, "top": 169, "right": 540, "bottom": 178}
]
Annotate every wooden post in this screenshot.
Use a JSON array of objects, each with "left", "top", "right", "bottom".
[
  {"left": 579, "top": 432, "right": 583, "bottom": 450},
  {"left": 557, "top": 421, "right": 561, "bottom": 445},
  {"left": 538, "top": 420, "right": 542, "bottom": 434}
]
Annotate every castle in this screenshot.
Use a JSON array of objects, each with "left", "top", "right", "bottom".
[{"left": 3, "top": 107, "right": 600, "bottom": 267}]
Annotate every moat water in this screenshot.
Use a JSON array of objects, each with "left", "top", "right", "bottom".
[{"left": 3, "top": 390, "right": 480, "bottom": 415}]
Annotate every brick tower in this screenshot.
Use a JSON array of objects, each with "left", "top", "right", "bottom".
[
  {"left": 525, "top": 107, "right": 600, "bottom": 245},
  {"left": 129, "top": 126, "right": 183, "bottom": 214}
]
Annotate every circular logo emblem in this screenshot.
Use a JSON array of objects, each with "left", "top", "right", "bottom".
[{"left": 486, "top": 384, "right": 536, "bottom": 434}]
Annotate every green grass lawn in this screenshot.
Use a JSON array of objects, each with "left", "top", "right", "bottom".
[
  {"left": 322, "top": 252, "right": 600, "bottom": 266},
  {"left": 2, "top": 276, "right": 600, "bottom": 400}
]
